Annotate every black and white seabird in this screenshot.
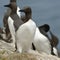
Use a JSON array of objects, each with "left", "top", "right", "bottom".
[
  {"left": 3, "top": 0, "right": 21, "bottom": 41},
  {"left": 33, "top": 24, "right": 51, "bottom": 54},
  {"left": 4, "top": 2, "right": 23, "bottom": 48},
  {"left": 32, "top": 24, "right": 50, "bottom": 50},
  {"left": 32, "top": 24, "right": 58, "bottom": 56},
  {"left": 15, "top": 6, "right": 36, "bottom": 53}
]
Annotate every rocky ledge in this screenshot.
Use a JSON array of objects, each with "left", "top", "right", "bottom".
[{"left": 0, "top": 40, "right": 60, "bottom": 60}]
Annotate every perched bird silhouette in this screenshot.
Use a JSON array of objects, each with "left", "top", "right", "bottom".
[
  {"left": 33, "top": 24, "right": 51, "bottom": 54},
  {"left": 4, "top": 2, "right": 23, "bottom": 48},
  {"left": 2, "top": 0, "right": 21, "bottom": 43},
  {"left": 15, "top": 6, "right": 36, "bottom": 53}
]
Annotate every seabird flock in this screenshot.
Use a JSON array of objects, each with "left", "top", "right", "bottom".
[{"left": 0, "top": 0, "right": 59, "bottom": 57}]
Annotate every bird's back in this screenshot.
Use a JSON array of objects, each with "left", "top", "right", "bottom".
[{"left": 10, "top": 14, "right": 23, "bottom": 31}]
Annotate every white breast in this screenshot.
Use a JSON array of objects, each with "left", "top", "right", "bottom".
[
  {"left": 33, "top": 27, "right": 51, "bottom": 54},
  {"left": 8, "top": 16, "right": 15, "bottom": 48},
  {"left": 17, "top": 7, "right": 21, "bottom": 18},
  {"left": 16, "top": 19, "right": 36, "bottom": 53}
]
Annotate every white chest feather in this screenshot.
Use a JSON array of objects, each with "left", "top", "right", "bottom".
[
  {"left": 8, "top": 17, "right": 15, "bottom": 47},
  {"left": 17, "top": 7, "right": 21, "bottom": 18}
]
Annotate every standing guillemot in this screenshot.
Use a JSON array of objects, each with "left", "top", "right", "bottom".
[
  {"left": 15, "top": 6, "right": 36, "bottom": 53},
  {"left": 33, "top": 24, "right": 51, "bottom": 54},
  {"left": 33, "top": 24, "right": 58, "bottom": 56},
  {"left": 49, "top": 31, "right": 59, "bottom": 56},
  {"left": 32, "top": 24, "right": 50, "bottom": 50},
  {"left": 3, "top": 0, "right": 21, "bottom": 42},
  {"left": 38, "top": 24, "right": 58, "bottom": 56},
  {"left": 4, "top": 2, "right": 23, "bottom": 48}
]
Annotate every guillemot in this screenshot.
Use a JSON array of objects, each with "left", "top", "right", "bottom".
[
  {"left": 32, "top": 24, "right": 50, "bottom": 50},
  {"left": 38, "top": 24, "right": 58, "bottom": 56},
  {"left": 32, "top": 24, "right": 58, "bottom": 56},
  {"left": 4, "top": 2, "right": 23, "bottom": 48},
  {"left": 2, "top": 0, "right": 21, "bottom": 42},
  {"left": 33, "top": 24, "right": 51, "bottom": 54},
  {"left": 15, "top": 6, "right": 36, "bottom": 53}
]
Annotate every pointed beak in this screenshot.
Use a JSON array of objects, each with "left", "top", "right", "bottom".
[
  {"left": 4, "top": 4, "right": 10, "bottom": 7},
  {"left": 19, "top": 10, "right": 24, "bottom": 12}
]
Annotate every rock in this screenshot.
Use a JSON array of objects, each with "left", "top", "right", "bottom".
[
  {"left": 0, "top": 40, "right": 15, "bottom": 56},
  {"left": 0, "top": 53, "right": 60, "bottom": 60},
  {"left": 0, "top": 39, "right": 60, "bottom": 60}
]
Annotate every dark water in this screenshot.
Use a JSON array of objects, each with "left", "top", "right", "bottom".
[{"left": 0, "top": 0, "right": 60, "bottom": 51}]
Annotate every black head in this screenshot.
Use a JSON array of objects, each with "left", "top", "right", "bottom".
[
  {"left": 19, "top": 6, "right": 32, "bottom": 14},
  {"left": 10, "top": 0, "right": 16, "bottom": 2},
  {"left": 4, "top": 2, "right": 17, "bottom": 10},
  {"left": 39, "top": 24, "right": 50, "bottom": 32}
]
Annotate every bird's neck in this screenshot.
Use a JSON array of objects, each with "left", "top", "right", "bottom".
[
  {"left": 22, "top": 13, "right": 32, "bottom": 23},
  {"left": 10, "top": 9, "right": 17, "bottom": 15}
]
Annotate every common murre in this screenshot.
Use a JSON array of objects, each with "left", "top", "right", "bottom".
[
  {"left": 33, "top": 24, "right": 51, "bottom": 54},
  {"left": 32, "top": 24, "right": 50, "bottom": 50},
  {"left": 32, "top": 24, "right": 58, "bottom": 56},
  {"left": 2, "top": 0, "right": 21, "bottom": 42},
  {"left": 15, "top": 6, "right": 36, "bottom": 53},
  {"left": 4, "top": 2, "right": 23, "bottom": 48}
]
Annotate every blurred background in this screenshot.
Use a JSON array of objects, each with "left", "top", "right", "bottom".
[{"left": 0, "top": 0, "right": 60, "bottom": 52}]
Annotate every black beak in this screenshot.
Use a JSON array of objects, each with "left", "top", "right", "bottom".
[
  {"left": 4, "top": 4, "right": 10, "bottom": 7},
  {"left": 19, "top": 10, "right": 24, "bottom": 12}
]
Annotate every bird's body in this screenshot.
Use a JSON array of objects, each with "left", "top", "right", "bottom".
[
  {"left": 15, "top": 7, "right": 36, "bottom": 53},
  {"left": 16, "top": 19, "right": 36, "bottom": 53},
  {"left": 2, "top": 0, "right": 21, "bottom": 43},
  {"left": 33, "top": 27, "right": 51, "bottom": 54},
  {"left": 3, "top": 2, "right": 23, "bottom": 48}
]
